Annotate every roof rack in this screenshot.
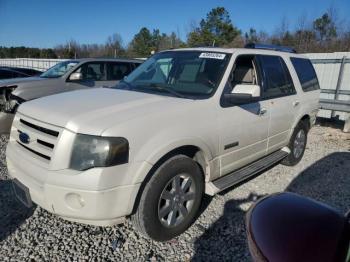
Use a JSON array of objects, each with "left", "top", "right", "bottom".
[{"left": 244, "top": 43, "right": 297, "bottom": 54}]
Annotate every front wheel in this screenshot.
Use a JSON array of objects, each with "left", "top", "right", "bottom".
[
  {"left": 131, "top": 155, "right": 204, "bottom": 241},
  {"left": 282, "top": 121, "right": 308, "bottom": 166}
]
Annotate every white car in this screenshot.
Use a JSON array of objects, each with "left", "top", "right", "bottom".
[{"left": 6, "top": 45, "right": 320, "bottom": 241}]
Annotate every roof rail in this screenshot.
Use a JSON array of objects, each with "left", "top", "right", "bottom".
[{"left": 245, "top": 43, "right": 297, "bottom": 54}]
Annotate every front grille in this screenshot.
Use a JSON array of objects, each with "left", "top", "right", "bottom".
[
  {"left": 20, "top": 119, "right": 59, "bottom": 137},
  {"left": 17, "top": 142, "right": 51, "bottom": 161},
  {"left": 11, "top": 115, "right": 62, "bottom": 164},
  {"left": 37, "top": 139, "right": 54, "bottom": 149}
]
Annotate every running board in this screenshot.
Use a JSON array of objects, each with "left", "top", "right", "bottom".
[{"left": 208, "top": 149, "right": 289, "bottom": 194}]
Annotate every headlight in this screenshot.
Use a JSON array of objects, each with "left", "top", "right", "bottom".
[{"left": 69, "top": 134, "right": 129, "bottom": 171}]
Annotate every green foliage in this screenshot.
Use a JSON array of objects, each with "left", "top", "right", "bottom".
[
  {"left": 245, "top": 28, "right": 259, "bottom": 43},
  {"left": 187, "top": 7, "right": 241, "bottom": 47},
  {"left": 129, "top": 28, "right": 184, "bottom": 57},
  {"left": 313, "top": 13, "right": 337, "bottom": 42},
  {"left": 0, "top": 46, "right": 57, "bottom": 58},
  {"left": 129, "top": 27, "right": 154, "bottom": 57}
]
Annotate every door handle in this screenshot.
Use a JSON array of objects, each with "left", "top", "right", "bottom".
[
  {"left": 259, "top": 108, "right": 267, "bottom": 116},
  {"left": 293, "top": 101, "right": 300, "bottom": 107}
]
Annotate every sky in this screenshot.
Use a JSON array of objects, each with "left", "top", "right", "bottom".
[{"left": 0, "top": 0, "right": 349, "bottom": 48}]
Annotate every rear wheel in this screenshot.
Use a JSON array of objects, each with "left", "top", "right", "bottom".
[
  {"left": 132, "top": 155, "right": 204, "bottom": 241},
  {"left": 282, "top": 121, "right": 308, "bottom": 166}
]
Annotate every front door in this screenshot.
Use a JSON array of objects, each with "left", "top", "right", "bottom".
[
  {"left": 105, "top": 62, "right": 134, "bottom": 87},
  {"left": 218, "top": 55, "right": 270, "bottom": 176},
  {"left": 67, "top": 62, "right": 110, "bottom": 90}
]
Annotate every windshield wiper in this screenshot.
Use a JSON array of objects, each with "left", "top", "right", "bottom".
[
  {"left": 119, "top": 81, "right": 187, "bottom": 99},
  {"left": 146, "top": 83, "right": 186, "bottom": 98},
  {"left": 40, "top": 75, "right": 60, "bottom": 78},
  {"left": 118, "top": 80, "right": 135, "bottom": 90}
]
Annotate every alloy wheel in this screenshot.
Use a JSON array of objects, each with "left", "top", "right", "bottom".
[{"left": 158, "top": 174, "right": 196, "bottom": 228}]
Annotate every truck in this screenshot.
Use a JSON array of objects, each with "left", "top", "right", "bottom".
[{"left": 7, "top": 45, "right": 320, "bottom": 241}]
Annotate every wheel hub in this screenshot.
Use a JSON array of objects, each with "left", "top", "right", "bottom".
[
  {"left": 158, "top": 174, "right": 196, "bottom": 228},
  {"left": 293, "top": 129, "right": 306, "bottom": 159}
]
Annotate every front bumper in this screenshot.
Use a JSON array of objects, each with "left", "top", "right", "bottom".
[
  {"left": 6, "top": 142, "right": 142, "bottom": 226},
  {"left": 0, "top": 112, "right": 14, "bottom": 134}
]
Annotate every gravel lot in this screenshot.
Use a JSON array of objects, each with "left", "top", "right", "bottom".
[{"left": 1, "top": 125, "right": 350, "bottom": 261}]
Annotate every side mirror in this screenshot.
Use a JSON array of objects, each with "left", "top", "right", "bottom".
[
  {"left": 246, "top": 193, "right": 350, "bottom": 262},
  {"left": 69, "top": 72, "right": 83, "bottom": 81},
  {"left": 224, "top": 84, "right": 260, "bottom": 105}
]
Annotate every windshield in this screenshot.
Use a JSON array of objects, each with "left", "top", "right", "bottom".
[
  {"left": 117, "top": 51, "right": 231, "bottom": 99},
  {"left": 40, "top": 61, "right": 79, "bottom": 78}
]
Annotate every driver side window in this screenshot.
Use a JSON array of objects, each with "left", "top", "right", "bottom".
[
  {"left": 230, "top": 55, "right": 258, "bottom": 92},
  {"left": 75, "top": 62, "right": 106, "bottom": 81}
]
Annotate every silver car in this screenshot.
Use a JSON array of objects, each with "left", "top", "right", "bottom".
[{"left": 0, "top": 58, "right": 142, "bottom": 133}]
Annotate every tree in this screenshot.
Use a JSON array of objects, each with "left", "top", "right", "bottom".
[
  {"left": 245, "top": 28, "right": 258, "bottom": 43},
  {"left": 187, "top": 7, "right": 241, "bottom": 47},
  {"left": 129, "top": 27, "right": 154, "bottom": 57},
  {"left": 313, "top": 13, "right": 337, "bottom": 42},
  {"left": 156, "top": 31, "right": 185, "bottom": 50},
  {"left": 105, "top": 33, "right": 125, "bottom": 57}
]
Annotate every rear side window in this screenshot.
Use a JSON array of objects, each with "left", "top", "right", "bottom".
[
  {"left": 107, "top": 62, "right": 133, "bottom": 80},
  {"left": 259, "top": 55, "right": 296, "bottom": 99},
  {"left": 290, "top": 57, "right": 320, "bottom": 92}
]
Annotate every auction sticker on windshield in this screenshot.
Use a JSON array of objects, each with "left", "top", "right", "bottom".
[{"left": 199, "top": 53, "right": 226, "bottom": 60}]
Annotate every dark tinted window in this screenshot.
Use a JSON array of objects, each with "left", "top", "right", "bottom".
[
  {"left": 133, "top": 63, "right": 141, "bottom": 69},
  {"left": 107, "top": 62, "right": 132, "bottom": 80},
  {"left": 0, "top": 69, "right": 14, "bottom": 79},
  {"left": 291, "top": 57, "right": 320, "bottom": 92},
  {"left": 11, "top": 71, "right": 27, "bottom": 78},
  {"left": 260, "top": 55, "right": 296, "bottom": 99},
  {"left": 78, "top": 62, "right": 106, "bottom": 81}
]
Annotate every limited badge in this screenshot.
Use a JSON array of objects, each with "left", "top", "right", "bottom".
[{"left": 199, "top": 53, "right": 226, "bottom": 60}]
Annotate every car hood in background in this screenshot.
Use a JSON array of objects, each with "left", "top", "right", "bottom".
[
  {"left": 0, "top": 76, "right": 44, "bottom": 86},
  {"left": 0, "top": 76, "right": 65, "bottom": 101},
  {"left": 18, "top": 88, "right": 193, "bottom": 135}
]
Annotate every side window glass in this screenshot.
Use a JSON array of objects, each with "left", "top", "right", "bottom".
[
  {"left": 290, "top": 57, "right": 320, "bottom": 92},
  {"left": 13, "top": 71, "right": 25, "bottom": 78},
  {"left": 133, "top": 63, "right": 141, "bottom": 69},
  {"left": 0, "top": 70, "right": 13, "bottom": 79},
  {"left": 107, "top": 62, "right": 133, "bottom": 80},
  {"left": 230, "top": 55, "right": 258, "bottom": 91},
  {"left": 260, "top": 55, "right": 296, "bottom": 99},
  {"left": 77, "top": 62, "right": 106, "bottom": 81}
]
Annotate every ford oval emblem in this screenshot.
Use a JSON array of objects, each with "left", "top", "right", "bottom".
[{"left": 19, "top": 132, "right": 30, "bottom": 144}]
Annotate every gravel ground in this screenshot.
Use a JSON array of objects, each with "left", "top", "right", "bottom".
[{"left": 0, "top": 125, "right": 350, "bottom": 261}]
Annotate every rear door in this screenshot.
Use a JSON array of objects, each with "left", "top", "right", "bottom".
[{"left": 257, "top": 55, "right": 299, "bottom": 154}]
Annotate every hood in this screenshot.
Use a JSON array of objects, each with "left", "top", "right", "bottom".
[
  {"left": 18, "top": 88, "right": 192, "bottom": 135},
  {"left": 0, "top": 76, "right": 44, "bottom": 86},
  {"left": 0, "top": 76, "right": 62, "bottom": 101}
]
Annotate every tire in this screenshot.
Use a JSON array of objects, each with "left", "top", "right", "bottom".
[
  {"left": 282, "top": 121, "right": 308, "bottom": 166},
  {"left": 131, "top": 155, "right": 204, "bottom": 242}
]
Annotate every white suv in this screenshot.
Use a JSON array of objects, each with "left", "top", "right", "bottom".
[{"left": 6, "top": 45, "right": 320, "bottom": 241}]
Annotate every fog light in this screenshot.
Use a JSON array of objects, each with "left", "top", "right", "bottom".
[{"left": 65, "top": 193, "right": 85, "bottom": 210}]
